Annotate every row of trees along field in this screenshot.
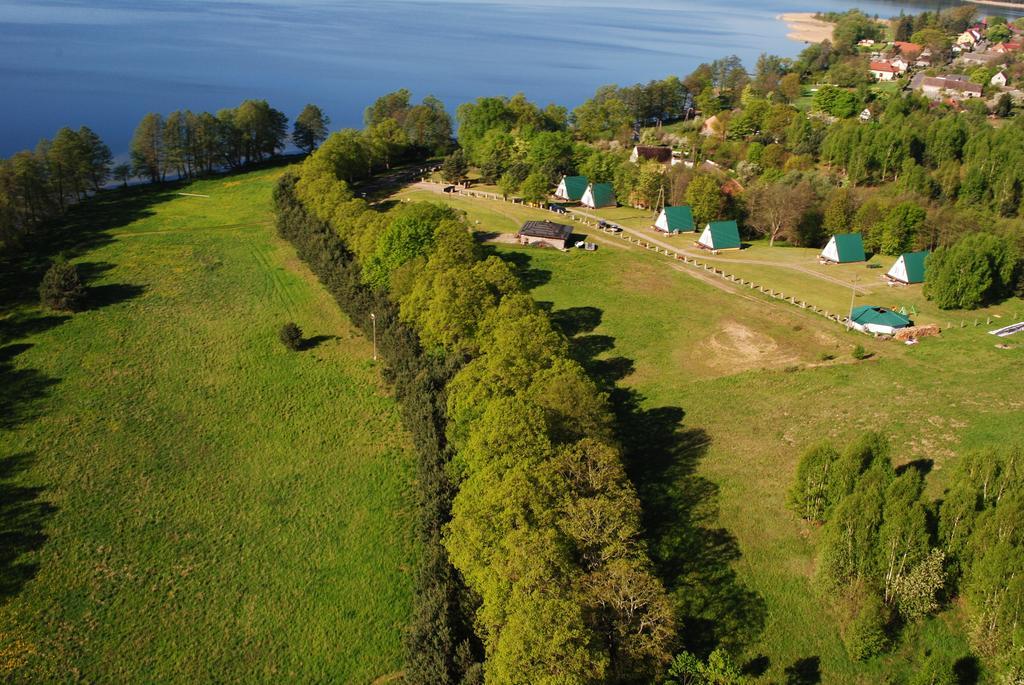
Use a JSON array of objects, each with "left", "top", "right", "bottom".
[
  {"left": 284, "top": 101, "right": 685, "bottom": 680},
  {"left": 0, "top": 125, "right": 112, "bottom": 248},
  {"left": 0, "top": 100, "right": 336, "bottom": 252},
  {"left": 790, "top": 436, "right": 1024, "bottom": 682}
]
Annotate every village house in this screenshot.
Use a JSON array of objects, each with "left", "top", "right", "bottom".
[
  {"left": 820, "top": 233, "right": 866, "bottom": 264},
  {"left": 859, "top": 108, "right": 873, "bottom": 122},
  {"left": 700, "top": 114, "right": 721, "bottom": 137},
  {"left": 894, "top": 41, "right": 923, "bottom": 58},
  {"left": 957, "top": 28, "right": 983, "bottom": 49},
  {"left": 870, "top": 61, "right": 902, "bottom": 81},
  {"left": 993, "top": 42, "right": 1023, "bottom": 55},
  {"left": 697, "top": 220, "right": 741, "bottom": 251},
  {"left": 554, "top": 175, "right": 588, "bottom": 202},
  {"left": 912, "top": 74, "right": 983, "bottom": 100},
  {"left": 849, "top": 306, "right": 913, "bottom": 335},
  {"left": 915, "top": 48, "right": 934, "bottom": 68},
  {"left": 517, "top": 220, "right": 573, "bottom": 249},
  {"left": 654, "top": 205, "right": 694, "bottom": 234},
  {"left": 886, "top": 251, "right": 929, "bottom": 285},
  {"left": 580, "top": 182, "right": 616, "bottom": 209},
  {"left": 992, "top": 70, "right": 1008, "bottom": 87},
  {"left": 630, "top": 145, "right": 673, "bottom": 165}
]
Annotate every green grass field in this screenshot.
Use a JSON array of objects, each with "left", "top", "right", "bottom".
[
  {"left": 1, "top": 168, "right": 416, "bottom": 682},
  {"left": 387, "top": 185, "right": 1022, "bottom": 681}
]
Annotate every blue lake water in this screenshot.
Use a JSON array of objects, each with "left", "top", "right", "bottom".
[{"left": 0, "top": 0, "right": 975, "bottom": 156}]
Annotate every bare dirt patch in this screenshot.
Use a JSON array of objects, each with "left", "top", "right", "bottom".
[{"left": 697, "top": 320, "right": 798, "bottom": 373}]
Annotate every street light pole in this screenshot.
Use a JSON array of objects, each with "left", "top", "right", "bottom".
[
  {"left": 370, "top": 312, "right": 377, "bottom": 361},
  {"left": 848, "top": 276, "right": 858, "bottom": 330}
]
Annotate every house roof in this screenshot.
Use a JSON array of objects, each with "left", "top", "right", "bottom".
[
  {"left": 661, "top": 205, "right": 694, "bottom": 231},
  {"left": 995, "top": 42, "right": 1024, "bottom": 52},
  {"left": 586, "top": 183, "right": 615, "bottom": 207},
  {"left": 559, "top": 175, "right": 588, "bottom": 200},
  {"left": 702, "top": 220, "right": 741, "bottom": 249},
  {"left": 901, "top": 250, "right": 930, "bottom": 283},
  {"left": 918, "top": 76, "right": 983, "bottom": 95},
  {"left": 832, "top": 233, "right": 866, "bottom": 262},
  {"left": 519, "top": 221, "right": 573, "bottom": 241},
  {"left": 894, "top": 41, "right": 923, "bottom": 55},
  {"left": 870, "top": 61, "right": 901, "bottom": 73},
  {"left": 851, "top": 306, "right": 912, "bottom": 329},
  {"left": 634, "top": 146, "right": 673, "bottom": 163}
]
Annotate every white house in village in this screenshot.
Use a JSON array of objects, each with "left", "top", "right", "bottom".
[
  {"left": 870, "top": 61, "right": 902, "bottom": 81},
  {"left": 992, "top": 70, "right": 1009, "bottom": 87}
]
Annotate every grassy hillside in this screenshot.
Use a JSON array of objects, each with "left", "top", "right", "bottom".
[
  {"left": 388, "top": 180, "right": 1022, "bottom": 681},
  {"left": 493, "top": 242, "right": 1022, "bottom": 682},
  {"left": 0, "top": 168, "right": 416, "bottom": 682}
]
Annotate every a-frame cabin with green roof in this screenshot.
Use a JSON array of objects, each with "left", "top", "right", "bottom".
[
  {"left": 555, "top": 175, "right": 588, "bottom": 202},
  {"left": 580, "top": 182, "right": 616, "bottom": 208},
  {"left": 654, "top": 205, "right": 695, "bottom": 234},
  {"left": 697, "top": 220, "right": 741, "bottom": 251},
  {"left": 886, "top": 250, "right": 929, "bottom": 284},
  {"left": 820, "top": 233, "right": 866, "bottom": 263}
]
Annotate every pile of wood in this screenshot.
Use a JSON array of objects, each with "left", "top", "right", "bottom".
[{"left": 895, "top": 324, "right": 941, "bottom": 341}]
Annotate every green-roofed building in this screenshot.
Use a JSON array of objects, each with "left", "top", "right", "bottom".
[
  {"left": 655, "top": 205, "right": 695, "bottom": 233},
  {"left": 820, "top": 233, "right": 866, "bottom": 263},
  {"left": 886, "top": 250, "right": 929, "bottom": 284},
  {"left": 555, "top": 175, "right": 588, "bottom": 202},
  {"left": 580, "top": 182, "right": 616, "bottom": 208},
  {"left": 698, "top": 220, "right": 741, "bottom": 251},
  {"left": 850, "top": 305, "right": 912, "bottom": 335}
]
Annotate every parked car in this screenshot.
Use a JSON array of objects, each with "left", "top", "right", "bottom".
[
  {"left": 442, "top": 185, "right": 455, "bottom": 193},
  {"left": 548, "top": 204, "right": 568, "bottom": 214}
]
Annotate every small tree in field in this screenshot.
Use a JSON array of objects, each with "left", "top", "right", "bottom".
[
  {"left": 279, "top": 322, "right": 303, "bottom": 351},
  {"left": 39, "top": 257, "right": 85, "bottom": 311}
]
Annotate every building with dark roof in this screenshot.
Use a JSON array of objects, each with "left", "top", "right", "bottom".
[
  {"left": 630, "top": 145, "right": 673, "bottom": 164},
  {"left": 518, "top": 221, "right": 573, "bottom": 249}
]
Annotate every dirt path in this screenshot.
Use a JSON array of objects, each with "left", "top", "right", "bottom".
[{"left": 567, "top": 208, "right": 873, "bottom": 295}]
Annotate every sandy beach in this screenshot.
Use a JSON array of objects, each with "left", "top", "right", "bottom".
[{"left": 778, "top": 12, "right": 834, "bottom": 44}]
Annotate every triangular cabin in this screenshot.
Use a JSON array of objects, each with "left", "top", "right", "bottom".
[
  {"left": 886, "top": 251, "right": 929, "bottom": 284},
  {"left": 654, "top": 206, "right": 695, "bottom": 234},
  {"left": 554, "top": 175, "right": 588, "bottom": 202},
  {"left": 850, "top": 306, "right": 912, "bottom": 335},
  {"left": 820, "top": 233, "right": 866, "bottom": 264},
  {"left": 580, "top": 182, "right": 616, "bottom": 209},
  {"left": 697, "top": 220, "right": 741, "bottom": 251}
]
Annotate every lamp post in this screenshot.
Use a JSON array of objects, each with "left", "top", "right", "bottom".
[
  {"left": 370, "top": 313, "right": 377, "bottom": 361},
  {"left": 848, "top": 276, "right": 858, "bottom": 331}
]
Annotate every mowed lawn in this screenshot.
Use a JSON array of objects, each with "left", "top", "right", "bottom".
[
  {"left": 492, "top": 242, "right": 1023, "bottom": 683},
  {"left": 0, "top": 168, "right": 416, "bottom": 682}
]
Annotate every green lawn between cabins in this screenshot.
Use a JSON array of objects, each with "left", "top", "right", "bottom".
[
  {"left": 0, "top": 167, "right": 416, "bottom": 682},
  {"left": 390, "top": 185, "right": 1024, "bottom": 682}
]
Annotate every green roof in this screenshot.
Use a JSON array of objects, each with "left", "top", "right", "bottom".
[
  {"left": 851, "top": 306, "right": 912, "bottom": 328},
  {"left": 586, "top": 183, "right": 615, "bottom": 207},
  {"left": 559, "top": 175, "right": 588, "bottom": 201},
  {"left": 702, "top": 220, "right": 741, "bottom": 249},
  {"left": 832, "top": 233, "right": 866, "bottom": 262},
  {"left": 902, "top": 250, "right": 929, "bottom": 283},
  {"left": 663, "top": 205, "right": 695, "bottom": 232}
]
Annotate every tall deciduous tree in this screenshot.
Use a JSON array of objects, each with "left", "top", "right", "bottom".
[
  {"left": 743, "top": 180, "right": 813, "bottom": 246},
  {"left": 293, "top": 104, "right": 330, "bottom": 154},
  {"left": 131, "top": 112, "right": 165, "bottom": 183}
]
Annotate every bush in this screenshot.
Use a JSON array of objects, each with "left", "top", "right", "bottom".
[
  {"left": 39, "top": 257, "right": 86, "bottom": 311},
  {"left": 925, "top": 233, "right": 1019, "bottom": 310},
  {"left": 845, "top": 595, "right": 891, "bottom": 660},
  {"left": 852, "top": 344, "right": 869, "bottom": 360},
  {"left": 279, "top": 322, "right": 303, "bottom": 351}
]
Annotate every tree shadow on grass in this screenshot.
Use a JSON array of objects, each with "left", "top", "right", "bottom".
[
  {"left": 87, "top": 283, "right": 147, "bottom": 310},
  {"left": 487, "top": 246, "right": 552, "bottom": 289},
  {"left": 0, "top": 348, "right": 60, "bottom": 431},
  {"left": 549, "top": 304, "right": 767, "bottom": 657},
  {"left": 783, "top": 656, "right": 821, "bottom": 684},
  {"left": 0, "top": 452, "right": 56, "bottom": 603},
  {"left": 300, "top": 334, "right": 338, "bottom": 351}
]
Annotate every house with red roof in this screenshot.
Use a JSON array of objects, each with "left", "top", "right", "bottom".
[{"left": 870, "top": 61, "right": 903, "bottom": 81}]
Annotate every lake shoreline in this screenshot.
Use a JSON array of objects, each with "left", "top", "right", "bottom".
[{"left": 778, "top": 12, "right": 834, "bottom": 44}]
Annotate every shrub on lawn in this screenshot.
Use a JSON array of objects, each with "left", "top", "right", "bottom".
[
  {"left": 845, "top": 595, "right": 891, "bottom": 661},
  {"left": 39, "top": 257, "right": 86, "bottom": 311},
  {"left": 279, "top": 322, "right": 303, "bottom": 351},
  {"left": 852, "top": 344, "right": 869, "bottom": 360}
]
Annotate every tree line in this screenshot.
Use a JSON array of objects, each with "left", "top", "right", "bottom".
[
  {"left": 790, "top": 435, "right": 1024, "bottom": 681},
  {"left": 0, "top": 125, "right": 112, "bottom": 250},
  {"left": 283, "top": 126, "right": 681, "bottom": 682}
]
